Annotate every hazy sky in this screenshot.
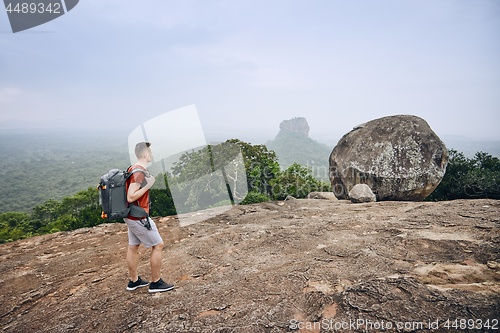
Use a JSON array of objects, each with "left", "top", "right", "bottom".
[{"left": 1, "top": 0, "right": 499, "bottom": 144}]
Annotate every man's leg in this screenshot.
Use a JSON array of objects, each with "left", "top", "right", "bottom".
[
  {"left": 150, "top": 241, "right": 164, "bottom": 282},
  {"left": 127, "top": 244, "right": 140, "bottom": 282}
]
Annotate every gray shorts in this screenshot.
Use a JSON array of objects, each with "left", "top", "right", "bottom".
[{"left": 124, "top": 217, "right": 163, "bottom": 248}]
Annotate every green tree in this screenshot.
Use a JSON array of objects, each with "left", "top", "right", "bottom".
[
  {"left": 37, "top": 187, "right": 101, "bottom": 233},
  {"left": 150, "top": 172, "right": 177, "bottom": 217},
  {"left": 429, "top": 150, "right": 500, "bottom": 200},
  {"left": 170, "top": 140, "right": 280, "bottom": 209},
  {"left": 0, "top": 212, "right": 31, "bottom": 243},
  {"left": 169, "top": 144, "right": 238, "bottom": 213},
  {"left": 270, "top": 163, "right": 332, "bottom": 200},
  {"left": 30, "top": 199, "right": 62, "bottom": 232},
  {"left": 225, "top": 139, "right": 280, "bottom": 197}
]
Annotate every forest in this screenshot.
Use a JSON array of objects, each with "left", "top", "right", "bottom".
[
  {"left": 0, "top": 131, "right": 499, "bottom": 243},
  {"left": 0, "top": 129, "right": 129, "bottom": 213}
]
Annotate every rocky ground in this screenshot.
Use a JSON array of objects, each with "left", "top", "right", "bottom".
[{"left": 1, "top": 198, "right": 499, "bottom": 333}]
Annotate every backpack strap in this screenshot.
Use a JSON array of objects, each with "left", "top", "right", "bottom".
[
  {"left": 126, "top": 166, "right": 150, "bottom": 218},
  {"left": 129, "top": 204, "right": 149, "bottom": 218},
  {"left": 129, "top": 167, "right": 147, "bottom": 175},
  {"left": 127, "top": 166, "right": 148, "bottom": 187}
]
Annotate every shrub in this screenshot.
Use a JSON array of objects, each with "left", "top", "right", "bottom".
[
  {"left": 270, "top": 163, "right": 332, "bottom": 200},
  {"left": 240, "top": 191, "right": 271, "bottom": 205}
]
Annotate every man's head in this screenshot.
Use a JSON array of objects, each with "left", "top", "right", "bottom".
[{"left": 135, "top": 142, "right": 152, "bottom": 162}]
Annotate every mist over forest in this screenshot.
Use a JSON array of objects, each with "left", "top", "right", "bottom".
[{"left": 1, "top": 129, "right": 129, "bottom": 213}]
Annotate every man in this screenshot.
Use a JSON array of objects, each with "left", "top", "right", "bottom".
[{"left": 124, "top": 141, "right": 174, "bottom": 293}]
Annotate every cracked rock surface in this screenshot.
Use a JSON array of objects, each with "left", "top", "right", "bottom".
[{"left": 1, "top": 199, "right": 498, "bottom": 332}]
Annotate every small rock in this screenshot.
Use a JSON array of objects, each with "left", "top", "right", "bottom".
[
  {"left": 307, "top": 192, "right": 338, "bottom": 200},
  {"left": 349, "top": 184, "right": 376, "bottom": 203}
]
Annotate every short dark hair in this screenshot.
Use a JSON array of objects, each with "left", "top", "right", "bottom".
[{"left": 135, "top": 142, "right": 151, "bottom": 158}]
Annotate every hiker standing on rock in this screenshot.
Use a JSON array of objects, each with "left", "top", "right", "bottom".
[{"left": 124, "top": 141, "right": 174, "bottom": 293}]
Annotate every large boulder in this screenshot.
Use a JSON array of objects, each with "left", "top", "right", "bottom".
[{"left": 329, "top": 115, "right": 448, "bottom": 201}]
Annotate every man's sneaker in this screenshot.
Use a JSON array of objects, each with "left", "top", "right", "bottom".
[
  {"left": 126, "top": 276, "right": 149, "bottom": 291},
  {"left": 148, "top": 278, "right": 174, "bottom": 293}
]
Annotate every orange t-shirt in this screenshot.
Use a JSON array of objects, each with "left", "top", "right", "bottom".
[{"left": 126, "top": 165, "right": 149, "bottom": 219}]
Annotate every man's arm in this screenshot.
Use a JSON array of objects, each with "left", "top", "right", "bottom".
[{"left": 127, "top": 176, "right": 155, "bottom": 203}]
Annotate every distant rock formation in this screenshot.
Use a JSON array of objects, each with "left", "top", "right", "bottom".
[
  {"left": 267, "top": 117, "right": 332, "bottom": 180},
  {"left": 329, "top": 115, "right": 448, "bottom": 201},
  {"left": 278, "top": 117, "right": 310, "bottom": 138}
]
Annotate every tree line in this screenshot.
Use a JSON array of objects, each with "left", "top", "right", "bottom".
[
  {"left": 0, "top": 141, "right": 498, "bottom": 243},
  {"left": 427, "top": 149, "right": 500, "bottom": 200}
]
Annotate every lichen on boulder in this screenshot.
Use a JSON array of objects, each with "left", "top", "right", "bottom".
[{"left": 329, "top": 115, "right": 448, "bottom": 201}]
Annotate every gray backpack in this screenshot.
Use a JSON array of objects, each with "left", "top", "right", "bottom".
[{"left": 98, "top": 167, "right": 148, "bottom": 221}]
